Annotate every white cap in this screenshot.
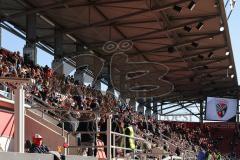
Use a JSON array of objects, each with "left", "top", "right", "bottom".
[{"left": 33, "top": 134, "right": 42, "bottom": 139}]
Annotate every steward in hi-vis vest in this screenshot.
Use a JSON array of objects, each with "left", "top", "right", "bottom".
[
  {"left": 124, "top": 118, "right": 136, "bottom": 152},
  {"left": 125, "top": 126, "right": 136, "bottom": 150}
]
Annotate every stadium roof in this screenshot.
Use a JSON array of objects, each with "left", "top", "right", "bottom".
[{"left": 0, "top": 0, "right": 238, "bottom": 102}]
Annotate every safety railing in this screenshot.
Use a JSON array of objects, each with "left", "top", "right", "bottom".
[
  {"left": 0, "top": 83, "right": 13, "bottom": 100},
  {"left": 64, "top": 115, "right": 169, "bottom": 160},
  {"left": 136, "top": 129, "right": 197, "bottom": 160}
]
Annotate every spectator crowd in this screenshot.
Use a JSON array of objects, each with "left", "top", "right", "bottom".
[{"left": 1, "top": 48, "right": 240, "bottom": 160}]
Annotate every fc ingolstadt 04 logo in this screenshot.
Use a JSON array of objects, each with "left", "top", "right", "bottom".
[{"left": 216, "top": 102, "right": 228, "bottom": 118}]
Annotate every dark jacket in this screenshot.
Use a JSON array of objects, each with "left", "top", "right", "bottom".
[{"left": 29, "top": 144, "right": 49, "bottom": 153}]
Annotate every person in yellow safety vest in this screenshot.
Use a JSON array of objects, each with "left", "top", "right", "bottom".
[{"left": 124, "top": 118, "right": 136, "bottom": 153}]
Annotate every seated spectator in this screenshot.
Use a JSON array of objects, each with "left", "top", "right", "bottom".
[
  {"left": 175, "top": 146, "right": 181, "bottom": 156},
  {"left": 29, "top": 134, "right": 49, "bottom": 153}
]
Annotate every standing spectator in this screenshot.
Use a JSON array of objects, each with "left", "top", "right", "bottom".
[
  {"left": 197, "top": 147, "right": 206, "bottom": 160},
  {"left": 206, "top": 150, "right": 213, "bottom": 160},
  {"left": 175, "top": 146, "right": 181, "bottom": 156}
]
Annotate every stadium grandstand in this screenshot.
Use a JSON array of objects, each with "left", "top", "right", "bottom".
[{"left": 0, "top": 0, "right": 239, "bottom": 160}]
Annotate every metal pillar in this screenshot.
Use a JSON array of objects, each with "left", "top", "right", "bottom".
[
  {"left": 237, "top": 100, "right": 239, "bottom": 123},
  {"left": 26, "top": 14, "right": 36, "bottom": 44},
  {"left": 152, "top": 101, "right": 158, "bottom": 119},
  {"left": 14, "top": 85, "right": 25, "bottom": 153},
  {"left": 93, "top": 79, "right": 101, "bottom": 91},
  {"left": 52, "top": 29, "right": 64, "bottom": 75},
  {"left": 52, "top": 58, "right": 65, "bottom": 75},
  {"left": 137, "top": 99, "right": 145, "bottom": 114},
  {"left": 129, "top": 98, "right": 136, "bottom": 110},
  {"left": 200, "top": 100, "right": 204, "bottom": 123},
  {"left": 145, "top": 99, "right": 152, "bottom": 116},
  {"left": 107, "top": 115, "right": 112, "bottom": 159},
  {"left": 54, "top": 28, "right": 63, "bottom": 58},
  {"left": 106, "top": 64, "right": 111, "bottom": 88},
  {"left": 0, "top": 25, "right": 2, "bottom": 48},
  {"left": 76, "top": 42, "right": 83, "bottom": 53},
  {"left": 74, "top": 68, "right": 85, "bottom": 82},
  {"left": 160, "top": 102, "right": 163, "bottom": 115},
  {"left": 105, "top": 64, "right": 115, "bottom": 96},
  {"left": 24, "top": 13, "right": 37, "bottom": 65}
]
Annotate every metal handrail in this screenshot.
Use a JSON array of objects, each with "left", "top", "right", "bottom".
[
  {"left": 26, "top": 93, "right": 100, "bottom": 122},
  {"left": 111, "top": 131, "right": 146, "bottom": 141},
  {"left": 137, "top": 129, "right": 177, "bottom": 148},
  {"left": 137, "top": 129, "right": 196, "bottom": 159}
]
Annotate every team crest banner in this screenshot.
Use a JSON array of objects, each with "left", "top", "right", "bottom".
[{"left": 206, "top": 97, "right": 237, "bottom": 121}]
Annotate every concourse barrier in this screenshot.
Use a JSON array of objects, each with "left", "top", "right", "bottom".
[
  {"left": 65, "top": 155, "right": 97, "bottom": 160},
  {"left": 0, "top": 152, "right": 97, "bottom": 160},
  {"left": 0, "top": 152, "right": 53, "bottom": 160}
]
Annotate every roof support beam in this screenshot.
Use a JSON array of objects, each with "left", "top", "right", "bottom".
[
  {"left": 3, "top": 0, "right": 140, "bottom": 20},
  {"left": 36, "top": 0, "right": 193, "bottom": 41},
  {"left": 169, "top": 13, "right": 219, "bottom": 20},
  {"left": 159, "top": 103, "right": 181, "bottom": 111},
  {"left": 26, "top": 13, "right": 36, "bottom": 45},
  {"left": 128, "top": 14, "right": 218, "bottom": 42},
  {"left": 163, "top": 102, "right": 194, "bottom": 115},
  {"left": 169, "top": 101, "right": 200, "bottom": 119},
  {"left": 35, "top": 12, "right": 218, "bottom": 52},
  {"left": 101, "top": 19, "right": 158, "bottom": 26},
  {"left": 129, "top": 31, "right": 221, "bottom": 56}
]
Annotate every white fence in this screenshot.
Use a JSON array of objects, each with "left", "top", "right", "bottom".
[{"left": 0, "top": 152, "right": 53, "bottom": 160}]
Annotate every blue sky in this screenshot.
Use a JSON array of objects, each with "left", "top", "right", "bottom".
[
  {"left": 1, "top": 29, "right": 53, "bottom": 67},
  {"left": 224, "top": 0, "right": 240, "bottom": 84}
]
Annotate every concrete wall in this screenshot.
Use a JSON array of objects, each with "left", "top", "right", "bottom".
[
  {"left": 25, "top": 115, "right": 66, "bottom": 152},
  {"left": 0, "top": 97, "right": 77, "bottom": 154},
  {"left": 0, "top": 152, "right": 97, "bottom": 160},
  {"left": 0, "top": 111, "right": 14, "bottom": 151},
  {"left": 0, "top": 152, "right": 53, "bottom": 160},
  {"left": 65, "top": 155, "right": 97, "bottom": 160},
  {"left": 26, "top": 109, "right": 77, "bottom": 155}
]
